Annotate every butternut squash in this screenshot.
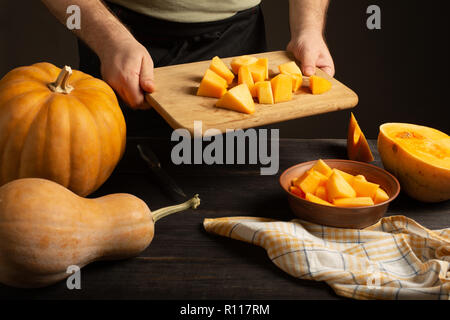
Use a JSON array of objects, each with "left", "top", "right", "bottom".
[{"left": 0, "top": 178, "right": 200, "bottom": 288}]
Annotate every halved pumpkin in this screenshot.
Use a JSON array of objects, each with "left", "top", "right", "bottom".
[{"left": 378, "top": 123, "right": 450, "bottom": 202}]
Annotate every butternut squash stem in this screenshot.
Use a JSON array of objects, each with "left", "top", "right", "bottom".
[
  {"left": 48, "top": 65, "right": 74, "bottom": 94},
  {"left": 152, "top": 194, "right": 200, "bottom": 222}
]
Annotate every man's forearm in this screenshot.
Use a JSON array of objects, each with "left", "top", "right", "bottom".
[
  {"left": 41, "top": 0, "right": 134, "bottom": 58},
  {"left": 288, "top": 0, "right": 330, "bottom": 38}
]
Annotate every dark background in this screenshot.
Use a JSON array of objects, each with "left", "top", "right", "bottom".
[{"left": 0, "top": 0, "right": 448, "bottom": 138}]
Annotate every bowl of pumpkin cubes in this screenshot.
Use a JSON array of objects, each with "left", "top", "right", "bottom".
[{"left": 279, "top": 159, "right": 400, "bottom": 228}]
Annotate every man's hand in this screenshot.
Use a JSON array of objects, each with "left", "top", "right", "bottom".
[
  {"left": 287, "top": 31, "right": 334, "bottom": 77},
  {"left": 287, "top": 0, "right": 334, "bottom": 77},
  {"left": 41, "top": 0, "right": 155, "bottom": 109},
  {"left": 99, "top": 37, "right": 155, "bottom": 109}
]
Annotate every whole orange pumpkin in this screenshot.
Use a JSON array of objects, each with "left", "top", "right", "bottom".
[{"left": 0, "top": 63, "right": 126, "bottom": 196}]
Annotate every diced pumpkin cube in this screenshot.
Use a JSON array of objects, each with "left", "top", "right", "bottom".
[
  {"left": 255, "top": 58, "right": 269, "bottom": 79},
  {"left": 307, "top": 169, "right": 328, "bottom": 187},
  {"left": 270, "top": 74, "right": 293, "bottom": 103},
  {"left": 315, "top": 186, "right": 328, "bottom": 201},
  {"left": 290, "top": 186, "right": 305, "bottom": 198},
  {"left": 294, "top": 170, "right": 322, "bottom": 195},
  {"left": 309, "top": 75, "right": 332, "bottom": 95},
  {"left": 354, "top": 175, "right": 367, "bottom": 181},
  {"left": 254, "top": 81, "right": 274, "bottom": 104},
  {"left": 248, "top": 64, "right": 266, "bottom": 83},
  {"left": 291, "top": 74, "right": 303, "bottom": 92},
  {"left": 197, "top": 69, "right": 228, "bottom": 98},
  {"left": 230, "top": 55, "right": 258, "bottom": 74},
  {"left": 305, "top": 193, "right": 334, "bottom": 206},
  {"left": 352, "top": 178, "right": 380, "bottom": 198},
  {"left": 238, "top": 65, "right": 255, "bottom": 93},
  {"left": 216, "top": 84, "right": 255, "bottom": 114},
  {"left": 333, "top": 197, "right": 375, "bottom": 208},
  {"left": 326, "top": 170, "right": 357, "bottom": 201},
  {"left": 333, "top": 169, "right": 355, "bottom": 185},
  {"left": 311, "top": 159, "right": 333, "bottom": 177},
  {"left": 373, "top": 188, "right": 390, "bottom": 204},
  {"left": 210, "top": 56, "right": 234, "bottom": 84},
  {"left": 278, "top": 61, "right": 302, "bottom": 76}
]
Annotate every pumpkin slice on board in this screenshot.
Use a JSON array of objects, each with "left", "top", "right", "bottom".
[
  {"left": 238, "top": 65, "right": 255, "bottom": 95},
  {"left": 309, "top": 75, "right": 332, "bottom": 95},
  {"left": 278, "top": 61, "right": 303, "bottom": 92},
  {"left": 209, "top": 56, "right": 234, "bottom": 84},
  {"left": 271, "top": 74, "right": 293, "bottom": 103},
  {"left": 230, "top": 55, "right": 258, "bottom": 74},
  {"left": 254, "top": 81, "right": 274, "bottom": 104},
  {"left": 248, "top": 64, "right": 266, "bottom": 83},
  {"left": 278, "top": 61, "right": 302, "bottom": 76},
  {"left": 216, "top": 84, "right": 255, "bottom": 114},
  {"left": 197, "top": 69, "right": 228, "bottom": 98},
  {"left": 347, "top": 112, "right": 375, "bottom": 162},
  {"left": 254, "top": 58, "right": 269, "bottom": 80}
]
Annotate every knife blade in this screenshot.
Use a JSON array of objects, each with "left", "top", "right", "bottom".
[{"left": 137, "top": 144, "right": 187, "bottom": 200}]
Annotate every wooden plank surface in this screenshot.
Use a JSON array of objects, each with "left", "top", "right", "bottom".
[
  {"left": 146, "top": 51, "right": 358, "bottom": 135},
  {"left": 1, "top": 138, "right": 448, "bottom": 300}
]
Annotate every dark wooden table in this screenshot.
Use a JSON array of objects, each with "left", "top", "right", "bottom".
[{"left": 1, "top": 139, "right": 449, "bottom": 300}]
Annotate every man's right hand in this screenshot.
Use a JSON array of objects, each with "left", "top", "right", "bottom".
[{"left": 99, "top": 37, "right": 155, "bottom": 110}]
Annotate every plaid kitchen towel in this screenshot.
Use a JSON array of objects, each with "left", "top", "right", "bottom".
[{"left": 203, "top": 215, "right": 450, "bottom": 300}]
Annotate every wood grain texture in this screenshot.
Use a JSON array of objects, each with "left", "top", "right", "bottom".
[
  {"left": 146, "top": 51, "right": 358, "bottom": 135},
  {"left": 1, "top": 139, "right": 448, "bottom": 300}
]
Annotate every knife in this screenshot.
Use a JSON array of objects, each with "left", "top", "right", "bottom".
[{"left": 137, "top": 144, "right": 187, "bottom": 200}]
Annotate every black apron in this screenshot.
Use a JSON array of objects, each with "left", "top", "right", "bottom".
[{"left": 78, "top": 2, "right": 267, "bottom": 137}]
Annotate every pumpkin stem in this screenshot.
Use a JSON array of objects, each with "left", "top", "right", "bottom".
[
  {"left": 152, "top": 194, "right": 201, "bottom": 222},
  {"left": 48, "top": 66, "right": 74, "bottom": 94}
]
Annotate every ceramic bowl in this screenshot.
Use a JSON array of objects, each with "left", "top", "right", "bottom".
[{"left": 279, "top": 159, "right": 400, "bottom": 229}]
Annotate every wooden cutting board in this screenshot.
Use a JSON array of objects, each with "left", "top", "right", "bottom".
[{"left": 146, "top": 51, "right": 358, "bottom": 136}]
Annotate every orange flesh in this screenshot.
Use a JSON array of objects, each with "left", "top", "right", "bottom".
[
  {"left": 215, "top": 84, "right": 255, "bottom": 114},
  {"left": 382, "top": 123, "right": 450, "bottom": 169},
  {"left": 289, "top": 160, "right": 391, "bottom": 207}
]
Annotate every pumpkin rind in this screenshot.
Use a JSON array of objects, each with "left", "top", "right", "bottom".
[
  {"left": 377, "top": 123, "right": 450, "bottom": 202},
  {"left": 0, "top": 63, "right": 126, "bottom": 196}
]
